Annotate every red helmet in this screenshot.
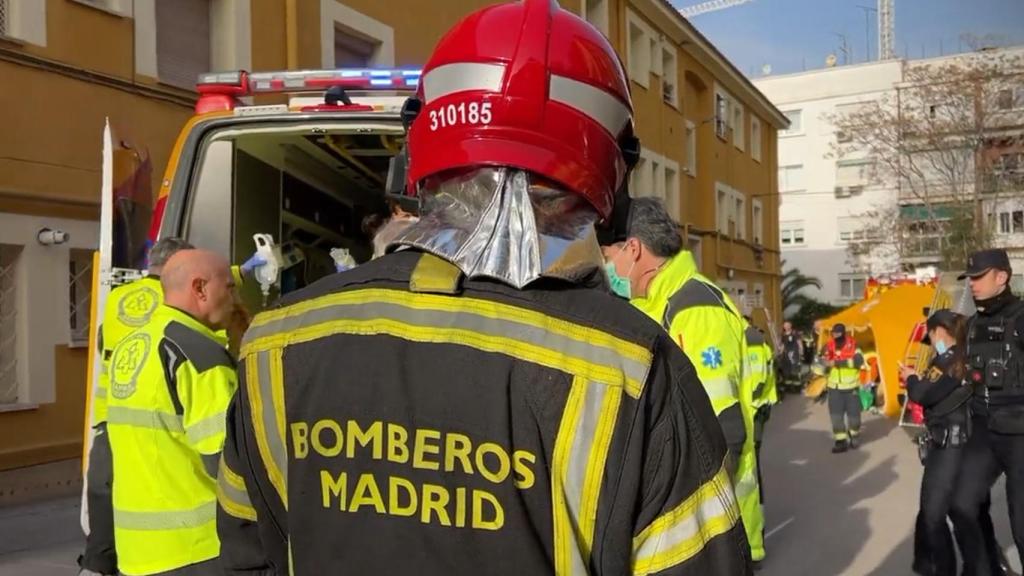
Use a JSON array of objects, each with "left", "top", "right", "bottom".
[{"left": 405, "top": 0, "right": 636, "bottom": 220}]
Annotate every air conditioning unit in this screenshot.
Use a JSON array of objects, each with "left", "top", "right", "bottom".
[{"left": 835, "top": 186, "right": 852, "bottom": 198}]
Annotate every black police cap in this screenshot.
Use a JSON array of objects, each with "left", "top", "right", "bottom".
[
  {"left": 958, "top": 248, "right": 1011, "bottom": 280},
  {"left": 921, "top": 308, "right": 962, "bottom": 345}
]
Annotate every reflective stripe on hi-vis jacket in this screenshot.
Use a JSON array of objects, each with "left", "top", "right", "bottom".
[
  {"left": 107, "top": 304, "right": 236, "bottom": 576},
  {"left": 216, "top": 251, "right": 753, "bottom": 576}
]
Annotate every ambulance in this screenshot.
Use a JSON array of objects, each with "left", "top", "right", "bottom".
[{"left": 82, "top": 68, "right": 421, "bottom": 492}]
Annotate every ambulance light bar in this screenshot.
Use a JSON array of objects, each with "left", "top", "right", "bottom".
[{"left": 195, "top": 68, "right": 421, "bottom": 113}]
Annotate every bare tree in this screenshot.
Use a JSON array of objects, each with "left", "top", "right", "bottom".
[{"left": 829, "top": 48, "right": 1024, "bottom": 270}]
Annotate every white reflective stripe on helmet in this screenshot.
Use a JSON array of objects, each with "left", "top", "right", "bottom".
[
  {"left": 549, "top": 74, "right": 631, "bottom": 137},
  {"left": 422, "top": 62, "right": 507, "bottom": 103}
]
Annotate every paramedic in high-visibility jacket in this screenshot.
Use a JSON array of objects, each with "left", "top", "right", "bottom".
[
  {"left": 823, "top": 323, "right": 865, "bottom": 453},
  {"left": 602, "top": 197, "right": 767, "bottom": 564},
  {"left": 215, "top": 2, "right": 751, "bottom": 574},
  {"left": 79, "top": 237, "right": 192, "bottom": 576},
  {"left": 106, "top": 249, "right": 239, "bottom": 576}
]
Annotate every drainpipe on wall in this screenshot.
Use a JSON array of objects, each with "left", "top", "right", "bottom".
[{"left": 285, "top": 0, "right": 299, "bottom": 70}]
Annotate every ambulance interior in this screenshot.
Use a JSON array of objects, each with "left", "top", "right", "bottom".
[{"left": 181, "top": 120, "right": 406, "bottom": 311}]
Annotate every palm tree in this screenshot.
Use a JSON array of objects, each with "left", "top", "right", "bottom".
[{"left": 781, "top": 262, "right": 823, "bottom": 313}]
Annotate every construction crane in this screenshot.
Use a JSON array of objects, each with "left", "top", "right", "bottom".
[
  {"left": 878, "top": 0, "right": 896, "bottom": 60},
  {"left": 678, "top": 0, "right": 754, "bottom": 18}
]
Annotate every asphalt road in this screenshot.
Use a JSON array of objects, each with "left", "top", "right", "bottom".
[{"left": 0, "top": 395, "right": 1018, "bottom": 575}]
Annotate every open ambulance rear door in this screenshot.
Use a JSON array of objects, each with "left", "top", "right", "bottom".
[{"left": 81, "top": 120, "right": 152, "bottom": 531}]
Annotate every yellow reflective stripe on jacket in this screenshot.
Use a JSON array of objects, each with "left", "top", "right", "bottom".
[
  {"left": 114, "top": 500, "right": 216, "bottom": 531},
  {"left": 218, "top": 457, "right": 257, "bottom": 521},
  {"left": 245, "top": 350, "right": 289, "bottom": 511},
  {"left": 632, "top": 463, "right": 740, "bottom": 575},
  {"left": 107, "top": 405, "right": 184, "bottom": 433},
  {"left": 550, "top": 376, "right": 624, "bottom": 575},
  {"left": 241, "top": 288, "right": 652, "bottom": 399}
]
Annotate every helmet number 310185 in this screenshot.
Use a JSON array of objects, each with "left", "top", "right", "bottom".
[{"left": 429, "top": 101, "right": 492, "bottom": 131}]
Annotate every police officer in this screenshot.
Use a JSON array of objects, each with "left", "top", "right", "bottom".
[
  {"left": 823, "top": 323, "right": 865, "bottom": 453},
  {"left": 216, "top": 2, "right": 751, "bottom": 574},
  {"left": 602, "top": 197, "right": 766, "bottom": 564},
  {"left": 901, "top": 309, "right": 974, "bottom": 576},
  {"left": 779, "top": 321, "right": 804, "bottom": 391},
  {"left": 107, "top": 249, "right": 239, "bottom": 575},
  {"left": 950, "top": 248, "right": 1024, "bottom": 575},
  {"left": 79, "top": 239, "right": 259, "bottom": 576}
]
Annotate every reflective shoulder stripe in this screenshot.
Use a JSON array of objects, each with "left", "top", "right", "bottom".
[
  {"left": 663, "top": 280, "right": 735, "bottom": 330},
  {"left": 107, "top": 406, "right": 184, "bottom": 434},
  {"left": 218, "top": 457, "right": 257, "bottom": 521},
  {"left": 165, "top": 321, "right": 234, "bottom": 373},
  {"left": 186, "top": 411, "right": 228, "bottom": 446},
  {"left": 114, "top": 500, "right": 216, "bottom": 531},
  {"left": 242, "top": 288, "right": 653, "bottom": 399},
  {"left": 632, "top": 463, "right": 740, "bottom": 575}
]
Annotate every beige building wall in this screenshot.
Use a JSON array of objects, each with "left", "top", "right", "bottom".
[{"left": 0, "top": 0, "right": 781, "bottom": 470}]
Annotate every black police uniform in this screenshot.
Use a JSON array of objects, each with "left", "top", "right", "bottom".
[
  {"left": 779, "top": 331, "right": 802, "bottom": 389},
  {"left": 216, "top": 251, "right": 752, "bottom": 575},
  {"left": 950, "top": 286, "right": 1024, "bottom": 575},
  {"left": 907, "top": 347, "right": 973, "bottom": 576}
]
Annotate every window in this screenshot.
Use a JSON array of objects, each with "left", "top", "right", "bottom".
[
  {"left": 751, "top": 116, "right": 762, "bottom": 162},
  {"left": 836, "top": 159, "right": 873, "bottom": 193},
  {"left": 734, "top": 194, "right": 746, "bottom": 239},
  {"left": 732, "top": 104, "right": 745, "bottom": 151},
  {"left": 582, "top": 0, "right": 610, "bottom": 36},
  {"left": 69, "top": 249, "right": 93, "bottom": 347},
  {"left": 779, "top": 164, "right": 804, "bottom": 192},
  {"left": 320, "top": 1, "right": 394, "bottom": 68},
  {"left": 334, "top": 26, "right": 380, "bottom": 67},
  {"left": 629, "top": 155, "right": 651, "bottom": 198},
  {"left": 752, "top": 199, "right": 764, "bottom": 245},
  {"left": 837, "top": 216, "right": 871, "bottom": 243},
  {"left": 780, "top": 221, "right": 805, "bottom": 246},
  {"left": 0, "top": 0, "right": 9, "bottom": 36},
  {"left": 715, "top": 93, "right": 728, "bottom": 139},
  {"left": 626, "top": 11, "right": 653, "bottom": 88},
  {"left": 0, "top": 244, "right": 20, "bottom": 404},
  {"left": 685, "top": 121, "right": 697, "bottom": 176},
  {"left": 661, "top": 45, "right": 678, "bottom": 107},
  {"left": 780, "top": 110, "right": 802, "bottom": 136},
  {"left": 664, "top": 164, "right": 680, "bottom": 218},
  {"left": 997, "top": 210, "right": 1024, "bottom": 234},
  {"left": 155, "top": 0, "right": 211, "bottom": 90},
  {"left": 840, "top": 275, "right": 867, "bottom": 300},
  {"left": 717, "top": 187, "right": 729, "bottom": 233},
  {"left": 997, "top": 89, "right": 1014, "bottom": 111}
]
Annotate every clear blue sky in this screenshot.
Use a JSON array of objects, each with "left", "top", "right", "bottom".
[{"left": 672, "top": 0, "right": 1024, "bottom": 77}]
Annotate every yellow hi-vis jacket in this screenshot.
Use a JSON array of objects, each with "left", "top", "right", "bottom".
[
  {"left": 826, "top": 344, "right": 865, "bottom": 391},
  {"left": 94, "top": 268, "right": 243, "bottom": 427},
  {"left": 745, "top": 326, "right": 778, "bottom": 410},
  {"left": 95, "top": 276, "right": 164, "bottom": 426},
  {"left": 107, "top": 304, "right": 237, "bottom": 576},
  {"left": 632, "top": 251, "right": 747, "bottom": 449},
  {"left": 633, "top": 251, "right": 766, "bottom": 562}
]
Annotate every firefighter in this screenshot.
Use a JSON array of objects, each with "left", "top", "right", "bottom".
[
  {"left": 601, "top": 197, "right": 765, "bottom": 564},
  {"left": 216, "top": 2, "right": 751, "bottom": 574},
  {"left": 823, "top": 323, "right": 865, "bottom": 453},
  {"left": 949, "top": 248, "right": 1024, "bottom": 576},
  {"left": 79, "top": 239, "right": 259, "bottom": 576},
  {"left": 106, "top": 249, "right": 240, "bottom": 576}
]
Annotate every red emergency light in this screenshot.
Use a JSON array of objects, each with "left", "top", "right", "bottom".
[{"left": 194, "top": 68, "right": 422, "bottom": 114}]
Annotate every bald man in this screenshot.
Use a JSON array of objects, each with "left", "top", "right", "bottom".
[{"left": 105, "top": 249, "right": 240, "bottom": 576}]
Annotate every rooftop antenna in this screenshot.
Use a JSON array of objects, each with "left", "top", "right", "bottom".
[{"left": 879, "top": 0, "right": 896, "bottom": 60}]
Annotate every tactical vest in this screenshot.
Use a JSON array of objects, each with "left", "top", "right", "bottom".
[{"left": 967, "top": 300, "right": 1024, "bottom": 402}]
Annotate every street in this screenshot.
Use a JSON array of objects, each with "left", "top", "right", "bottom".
[{"left": 0, "top": 395, "right": 1018, "bottom": 576}]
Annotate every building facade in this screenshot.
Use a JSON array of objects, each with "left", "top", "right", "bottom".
[
  {"left": 755, "top": 47, "right": 1024, "bottom": 307},
  {"left": 0, "top": 0, "right": 782, "bottom": 476}
]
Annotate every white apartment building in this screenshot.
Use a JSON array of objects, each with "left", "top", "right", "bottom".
[
  {"left": 755, "top": 48, "right": 1024, "bottom": 306},
  {"left": 754, "top": 60, "right": 903, "bottom": 305}
]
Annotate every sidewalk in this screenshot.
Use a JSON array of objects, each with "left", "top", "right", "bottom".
[{"left": 0, "top": 496, "right": 83, "bottom": 575}]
